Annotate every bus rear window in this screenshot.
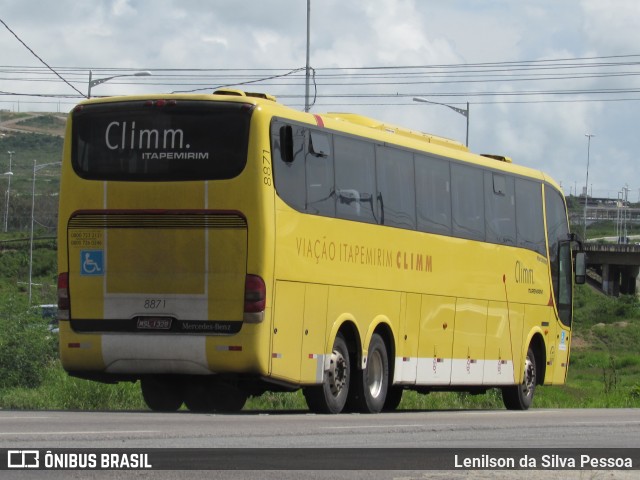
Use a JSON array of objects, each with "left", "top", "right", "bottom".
[{"left": 71, "top": 101, "right": 253, "bottom": 181}]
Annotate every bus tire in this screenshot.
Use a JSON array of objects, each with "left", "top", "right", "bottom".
[
  {"left": 210, "top": 381, "right": 248, "bottom": 413},
  {"left": 184, "top": 378, "right": 247, "bottom": 413},
  {"left": 383, "top": 386, "right": 403, "bottom": 412},
  {"left": 141, "top": 376, "right": 184, "bottom": 412},
  {"left": 350, "top": 333, "right": 389, "bottom": 413},
  {"left": 303, "top": 333, "right": 350, "bottom": 414},
  {"left": 502, "top": 347, "right": 537, "bottom": 410},
  {"left": 184, "top": 378, "right": 215, "bottom": 413}
]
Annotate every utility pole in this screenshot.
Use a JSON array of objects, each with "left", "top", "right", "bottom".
[
  {"left": 304, "top": 0, "right": 311, "bottom": 112},
  {"left": 582, "top": 134, "right": 595, "bottom": 241}
]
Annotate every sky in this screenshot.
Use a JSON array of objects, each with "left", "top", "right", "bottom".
[{"left": 1, "top": 0, "right": 640, "bottom": 199}]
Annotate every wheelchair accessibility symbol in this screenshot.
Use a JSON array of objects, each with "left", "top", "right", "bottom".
[{"left": 81, "top": 250, "right": 104, "bottom": 276}]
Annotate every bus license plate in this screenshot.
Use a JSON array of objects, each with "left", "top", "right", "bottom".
[{"left": 137, "top": 317, "right": 173, "bottom": 330}]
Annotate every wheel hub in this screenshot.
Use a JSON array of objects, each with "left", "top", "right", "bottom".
[
  {"left": 522, "top": 356, "right": 536, "bottom": 398},
  {"left": 328, "top": 350, "right": 347, "bottom": 396}
]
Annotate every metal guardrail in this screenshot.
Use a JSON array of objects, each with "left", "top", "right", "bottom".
[
  {"left": 0, "top": 236, "right": 56, "bottom": 246},
  {"left": 583, "top": 243, "right": 640, "bottom": 253}
]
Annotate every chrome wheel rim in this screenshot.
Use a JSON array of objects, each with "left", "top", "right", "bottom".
[
  {"left": 328, "top": 349, "right": 347, "bottom": 396},
  {"left": 522, "top": 355, "right": 536, "bottom": 399},
  {"left": 367, "top": 349, "right": 384, "bottom": 398}
]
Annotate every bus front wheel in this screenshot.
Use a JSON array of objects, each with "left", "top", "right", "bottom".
[
  {"left": 502, "top": 347, "right": 537, "bottom": 410},
  {"left": 303, "top": 333, "right": 350, "bottom": 414}
]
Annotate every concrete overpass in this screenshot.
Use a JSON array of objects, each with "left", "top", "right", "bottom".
[
  {"left": 568, "top": 204, "right": 640, "bottom": 226},
  {"left": 582, "top": 243, "right": 640, "bottom": 296}
]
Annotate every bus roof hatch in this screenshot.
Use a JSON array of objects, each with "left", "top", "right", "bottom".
[{"left": 213, "top": 89, "right": 277, "bottom": 102}]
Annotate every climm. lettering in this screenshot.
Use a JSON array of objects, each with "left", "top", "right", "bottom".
[
  {"left": 396, "top": 251, "right": 433, "bottom": 272},
  {"left": 105, "top": 121, "right": 187, "bottom": 150},
  {"left": 515, "top": 261, "right": 534, "bottom": 284}
]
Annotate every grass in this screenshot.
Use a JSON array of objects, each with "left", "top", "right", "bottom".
[{"left": 0, "top": 366, "right": 146, "bottom": 411}]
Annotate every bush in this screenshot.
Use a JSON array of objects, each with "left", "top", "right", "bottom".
[
  {"left": 573, "top": 286, "right": 640, "bottom": 331},
  {"left": 0, "top": 293, "right": 57, "bottom": 389}
]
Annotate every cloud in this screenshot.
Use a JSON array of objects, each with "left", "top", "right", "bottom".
[
  {"left": 582, "top": 0, "right": 640, "bottom": 52},
  {"left": 1, "top": 0, "right": 639, "bottom": 193},
  {"left": 112, "top": 0, "right": 136, "bottom": 16}
]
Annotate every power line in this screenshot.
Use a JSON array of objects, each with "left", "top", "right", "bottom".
[
  {"left": 3, "top": 53, "right": 640, "bottom": 107},
  {"left": 0, "top": 17, "right": 86, "bottom": 98},
  {"left": 170, "top": 67, "right": 308, "bottom": 93}
]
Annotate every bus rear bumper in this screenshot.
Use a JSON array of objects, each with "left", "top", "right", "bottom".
[{"left": 59, "top": 318, "right": 271, "bottom": 379}]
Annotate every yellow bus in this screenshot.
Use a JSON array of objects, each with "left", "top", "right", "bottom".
[{"left": 57, "top": 89, "right": 585, "bottom": 414}]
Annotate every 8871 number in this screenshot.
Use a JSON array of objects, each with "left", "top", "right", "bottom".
[{"left": 144, "top": 299, "right": 166, "bottom": 309}]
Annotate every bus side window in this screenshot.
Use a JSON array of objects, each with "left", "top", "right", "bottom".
[
  {"left": 451, "top": 163, "right": 485, "bottom": 241},
  {"left": 376, "top": 145, "right": 416, "bottom": 229},
  {"left": 334, "top": 135, "right": 377, "bottom": 224},
  {"left": 485, "top": 172, "right": 516, "bottom": 245},
  {"left": 415, "top": 154, "right": 452, "bottom": 235},
  {"left": 306, "top": 130, "right": 335, "bottom": 217},
  {"left": 272, "top": 122, "right": 307, "bottom": 212},
  {"left": 515, "top": 179, "right": 546, "bottom": 255}
]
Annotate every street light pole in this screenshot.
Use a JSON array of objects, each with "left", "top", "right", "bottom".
[
  {"left": 304, "top": 0, "right": 311, "bottom": 112},
  {"left": 582, "top": 133, "right": 595, "bottom": 241},
  {"left": 29, "top": 160, "right": 61, "bottom": 305},
  {"left": 87, "top": 70, "right": 152, "bottom": 98},
  {"left": 4, "top": 150, "right": 14, "bottom": 232},
  {"left": 465, "top": 101, "right": 469, "bottom": 148},
  {"left": 413, "top": 97, "right": 470, "bottom": 147}
]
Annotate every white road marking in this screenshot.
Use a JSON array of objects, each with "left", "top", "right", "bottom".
[
  {"left": 319, "top": 424, "right": 422, "bottom": 430},
  {"left": 0, "top": 430, "right": 160, "bottom": 436},
  {"left": 0, "top": 416, "right": 54, "bottom": 420}
]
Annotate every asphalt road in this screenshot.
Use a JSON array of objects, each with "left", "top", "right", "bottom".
[{"left": 1, "top": 408, "right": 639, "bottom": 479}]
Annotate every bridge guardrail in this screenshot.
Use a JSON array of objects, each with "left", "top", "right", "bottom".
[{"left": 582, "top": 243, "right": 640, "bottom": 253}]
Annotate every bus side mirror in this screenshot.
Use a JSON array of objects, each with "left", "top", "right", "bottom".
[
  {"left": 575, "top": 251, "right": 586, "bottom": 285},
  {"left": 279, "top": 125, "right": 294, "bottom": 163}
]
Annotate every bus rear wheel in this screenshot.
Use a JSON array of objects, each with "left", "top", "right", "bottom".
[
  {"left": 349, "top": 333, "right": 389, "bottom": 413},
  {"left": 383, "top": 386, "right": 403, "bottom": 412},
  {"left": 303, "top": 333, "right": 350, "bottom": 414},
  {"left": 210, "top": 381, "right": 248, "bottom": 412},
  {"left": 141, "top": 376, "right": 184, "bottom": 412},
  {"left": 184, "top": 378, "right": 248, "bottom": 413},
  {"left": 502, "top": 347, "right": 537, "bottom": 410}
]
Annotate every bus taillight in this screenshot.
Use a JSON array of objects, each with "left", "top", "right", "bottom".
[
  {"left": 244, "top": 274, "right": 265, "bottom": 323},
  {"left": 57, "top": 272, "right": 70, "bottom": 320}
]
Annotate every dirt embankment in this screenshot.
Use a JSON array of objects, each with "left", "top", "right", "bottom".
[{"left": 0, "top": 113, "right": 67, "bottom": 137}]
